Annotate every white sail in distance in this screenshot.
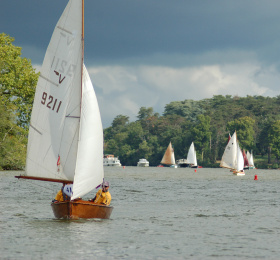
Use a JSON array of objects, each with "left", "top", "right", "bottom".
[
  {"left": 186, "top": 142, "right": 197, "bottom": 167},
  {"left": 246, "top": 151, "right": 255, "bottom": 167},
  {"left": 220, "top": 132, "right": 238, "bottom": 169},
  {"left": 236, "top": 143, "right": 244, "bottom": 172}
]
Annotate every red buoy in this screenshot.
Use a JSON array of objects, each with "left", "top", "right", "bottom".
[
  {"left": 254, "top": 174, "right": 258, "bottom": 180},
  {"left": 194, "top": 169, "right": 197, "bottom": 173}
]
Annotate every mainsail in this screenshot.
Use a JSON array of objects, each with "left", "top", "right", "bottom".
[
  {"left": 246, "top": 151, "right": 255, "bottom": 168},
  {"left": 186, "top": 142, "right": 197, "bottom": 167},
  {"left": 236, "top": 143, "right": 244, "bottom": 172},
  {"left": 25, "top": 0, "right": 103, "bottom": 200},
  {"left": 161, "top": 142, "right": 176, "bottom": 165},
  {"left": 220, "top": 132, "right": 238, "bottom": 169}
]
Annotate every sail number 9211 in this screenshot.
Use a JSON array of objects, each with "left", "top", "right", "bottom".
[{"left": 41, "top": 92, "right": 62, "bottom": 113}]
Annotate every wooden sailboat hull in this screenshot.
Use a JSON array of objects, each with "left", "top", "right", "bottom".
[
  {"left": 232, "top": 170, "right": 245, "bottom": 176},
  {"left": 51, "top": 200, "right": 113, "bottom": 219}
]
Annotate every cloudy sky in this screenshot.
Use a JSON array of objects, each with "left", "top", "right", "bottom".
[{"left": 2, "top": 0, "right": 280, "bottom": 127}]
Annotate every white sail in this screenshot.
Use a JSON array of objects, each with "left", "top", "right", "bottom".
[
  {"left": 72, "top": 65, "right": 104, "bottom": 200},
  {"left": 247, "top": 151, "right": 255, "bottom": 167},
  {"left": 161, "top": 142, "right": 176, "bottom": 165},
  {"left": 246, "top": 151, "right": 251, "bottom": 164},
  {"left": 25, "top": 0, "right": 104, "bottom": 199},
  {"left": 220, "top": 132, "right": 237, "bottom": 169},
  {"left": 26, "top": 0, "right": 82, "bottom": 181},
  {"left": 236, "top": 143, "right": 244, "bottom": 172},
  {"left": 171, "top": 149, "right": 176, "bottom": 165},
  {"left": 186, "top": 142, "right": 197, "bottom": 166}
]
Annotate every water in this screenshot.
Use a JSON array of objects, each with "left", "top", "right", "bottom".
[{"left": 1, "top": 167, "right": 280, "bottom": 259}]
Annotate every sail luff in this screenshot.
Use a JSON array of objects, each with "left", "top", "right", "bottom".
[
  {"left": 236, "top": 143, "right": 244, "bottom": 171},
  {"left": 220, "top": 131, "right": 237, "bottom": 169},
  {"left": 25, "top": 0, "right": 83, "bottom": 181}
]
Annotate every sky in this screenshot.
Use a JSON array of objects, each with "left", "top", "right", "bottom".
[{"left": 2, "top": 0, "right": 280, "bottom": 127}]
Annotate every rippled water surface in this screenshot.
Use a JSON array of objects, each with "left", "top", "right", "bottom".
[{"left": 1, "top": 167, "right": 280, "bottom": 259}]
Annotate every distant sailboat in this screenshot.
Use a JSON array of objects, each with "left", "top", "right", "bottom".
[
  {"left": 177, "top": 142, "right": 198, "bottom": 168},
  {"left": 234, "top": 143, "right": 245, "bottom": 175},
  {"left": 159, "top": 142, "right": 177, "bottom": 168},
  {"left": 246, "top": 151, "right": 255, "bottom": 169},
  {"left": 220, "top": 132, "right": 245, "bottom": 176},
  {"left": 186, "top": 142, "right": 198, "bottom": 168},
  {"left": 15, "top": 0, "right": 113, "bottom": 219}
]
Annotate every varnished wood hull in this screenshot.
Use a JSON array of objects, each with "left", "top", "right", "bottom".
[
  {"left": 232, "top": 171, "right": 245, "bottom": 176},
  {"left": 51, "top": 200, "right": 113, "bottom": 219}
]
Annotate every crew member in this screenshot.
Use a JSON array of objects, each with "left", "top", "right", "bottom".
[
  {"left": 89, "top": 181, "right": 111, "bottom": 206},
  {"left": 53, "top": 184, "right": 72, "bottom": 202}
]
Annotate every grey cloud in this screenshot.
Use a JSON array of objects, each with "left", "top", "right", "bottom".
[{"left": 2, "top": 0, "right": 280, "bottom": 127}]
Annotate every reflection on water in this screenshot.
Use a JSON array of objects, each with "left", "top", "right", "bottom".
[{"left": 1, "top": 168, "right": 280, "bottom": 259}]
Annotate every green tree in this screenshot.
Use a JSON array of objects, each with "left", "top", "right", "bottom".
[
  {"left": 0, "top": 98, "right": 26, "bottom": 169},
  {"left": 126, "top": 121, "right": 144, "bottom": 149},
  {"left": 226, "top": 116, "right": 255, "bottom": 150},
  {"left": 164, "top": 99, "right": 205, "bottom": 122},
  {"left": 191, "top": 114, "right": 211, "bottom": 162},
  {"left": 138, "top": 140, "right": 153, "bottom": 160},
  {"left": 0, "top": 33, "right": 39, "bottom": 128},
  {"left": 103, "top": 95, "right": 280, "bottom": 168},
  {"left": 137, "top": 107, "right": 154, "bottom": 120},
  {"left": 104, "top": 139, "right": 119, "bottom": 155},
  {"left": 111, "top": 115, "right": 129, "bottom": 128},
  {"left": 268, "top": 120, "right": 280, "bottom": 163}
]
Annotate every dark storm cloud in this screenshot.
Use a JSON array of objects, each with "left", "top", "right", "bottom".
[
  {"left": 2, "top": 0, "right": 280, "bottom": 127},
  {"left": 2, "top": 0, "right": 280, "bottom": 66},
  {"left": 87, "top": 0, "right": 280, "bottom": 66}
]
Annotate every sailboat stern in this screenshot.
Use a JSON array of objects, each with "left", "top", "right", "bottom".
[{"left": 51, "top": 200, "right": 113, "bottom": 219}]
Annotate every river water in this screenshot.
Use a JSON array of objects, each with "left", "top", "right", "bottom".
[{"left": 1, "top": 167, "right": 280, "bottom": 259}]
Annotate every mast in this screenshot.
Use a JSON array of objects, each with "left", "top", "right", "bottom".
[{"left": 81, "top": 0, "right": 84, "bottom": 97}]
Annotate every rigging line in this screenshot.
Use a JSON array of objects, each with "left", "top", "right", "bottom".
[
  {"left": 30, "top": 124, "right": 42, "bottom": 135},
  {"left": 57, "top": 26, "right": 73, "bottom": 35},
  {"left": 40, "top": 74, "right": 59, "bottom": 87},
  {"left": 66, "top": 115, "right": 80, "bottom": 118}
]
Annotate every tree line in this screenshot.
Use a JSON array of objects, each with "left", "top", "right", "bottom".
[
  {"left": 1, "top": 33, "right": 280, "bottom": 169},
  {"left": 104, "top": 96, "right": 280, "bottom": 168}
]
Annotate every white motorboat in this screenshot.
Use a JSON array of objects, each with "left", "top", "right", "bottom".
[
  {"left": 137, "top": 158, "right": 149, "bottom": 167},
  {"left": 103, "top": 154, "right": 122, "bottom": 166}
]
